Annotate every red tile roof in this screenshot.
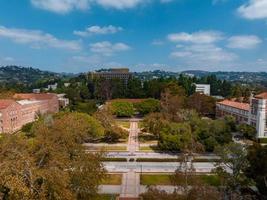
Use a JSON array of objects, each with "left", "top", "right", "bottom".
[
  {"left": 13, "top": 93, "right": 57, "bottom": 100},
  {"left": 217, "top": 99, "right": 250, "bottom": 111},
  {"left": 255, "top": 92, "right": 267, "bottom": 99},
  {"left": 0, "top": 99, "right": 16, "bottom": 110}
]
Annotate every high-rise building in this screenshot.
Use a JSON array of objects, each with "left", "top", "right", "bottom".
[{"left": 89, "top": 68, "right": 133, "bottom": 84}]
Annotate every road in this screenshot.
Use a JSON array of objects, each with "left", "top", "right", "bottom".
[
  {"left": 104, "top": 161, "right": 221, "bottom": 173},
  {"left": 106, "top": 152, "right": 219, "bottom": 160}
]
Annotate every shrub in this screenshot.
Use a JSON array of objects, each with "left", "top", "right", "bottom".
[{"left": 111, "top": 101, "right": 134, "bottom": 117}]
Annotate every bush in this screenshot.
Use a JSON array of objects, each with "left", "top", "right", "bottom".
[
  {"left": 134, "top": 98, "right": 160, "bottom": 115},
  {"left": 237, "top": 124, "right": 256, "bottom": 140},
  {"left": 111, "top": 101, "right": 134, "bottom": 117},
  {"left": 21, "top": 122, "right": 34, "bottom": 133}
]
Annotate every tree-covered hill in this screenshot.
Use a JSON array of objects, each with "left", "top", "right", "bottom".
[{"left": 0, "top": 65, "right": 62, "bottom": 85}]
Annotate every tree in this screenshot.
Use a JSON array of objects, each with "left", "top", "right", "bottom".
[
  {"left": 143, "top": 112, "right": 169, "bottom": 139},
  {"left": 237, "top": 124, "right": 256, "bottom": 140},
  {"left": 135, "top": 98, "right": 160, "bottom": 115},
  {"left": 111, "top": 101, "right": 134, "bottom": 117},
  {"left": 246, "top": 144, "right": 267, "bottom": 198},
  {"left": 214, "top": 143, "right": 251, "bottom": 198},
  {"left": 158, "top": 122, "right": 192, "bottom": 151},
  {"left": 187, "top": 93, "right": 216, "bottom": 117},
  {"left": 161, "top": 82, "right": 186, "bottom": 120},
  {"left": 0, "top": 112, "right": 107, "bottom": 200}
]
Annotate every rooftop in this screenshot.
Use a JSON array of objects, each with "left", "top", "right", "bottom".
[
  {"left": 255, "top": 92, "right": 267, "bottom": 99},
  {"left": 13, "top": 93, "right": 57, "bottom": 100},
  {"left": 0, "top": 100, "right": 17, "bottom": 110},
  {"left": 217, "top": 99, "right": 250, "bottom": 111},
  {"left": 17, "top": 100, "right": 41, "bottom": 105}
]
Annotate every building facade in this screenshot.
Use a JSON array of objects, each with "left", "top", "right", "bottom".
[
  {"left": 195, "top": 84, "right": 211, "bottom": 96},
  {"left": 89, "top": 68, "right": 133, "bottom": 84},
  {"left": 0, "top": 93, "right": 60, "bottom": 133},
  {"left": 216, "top": 92, "right": 267, "bottom": 138}
]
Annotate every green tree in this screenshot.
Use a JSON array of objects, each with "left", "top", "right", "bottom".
[
  {"left": 237, "top": 124, "right": 256, "bottom": 140},
  {"left": 187, "top": 93, "right": 216, "bottom": 117},
  {"left": 135, "top": 98, "right": 160, "bottom": 115},
  {"left": 111, "top": 101, "right": 134, "bottom": 117},
  {"left": 161, "top": 82, "right": 186, "bottom": 120},
  {"left": 214, "top": 143, "right": 251, "bottom": 198},
  {"left": 0, "top": 112, "right": 106, "bottom": 200},
  {"left": 246, "top": 144, "right": 267, "bottom": 198}
]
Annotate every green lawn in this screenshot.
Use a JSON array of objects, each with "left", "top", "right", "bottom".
[
  {"left": 140, "top": 174, "right": 220, "bottom": 187},
  {"left": 139, "top": 145, "right": 159, "bottom": 152},
  {"left": 116, "top": 121, "right": 130, "bottom": 129},
  {"left": 90, "top": 146, "right": 127, "bottom": 152},
  {"left": 101, "top": 174, "right": 122, "bottom": 185},
  {"left": 93, "top": 194, "right": 118, "bottom": 200}
]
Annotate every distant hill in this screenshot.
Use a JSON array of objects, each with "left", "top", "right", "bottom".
[
  {"left": 0, "top": 66, "right": 62, "bottom": 85},
  {"left": 181, "top": 70, "right": 267, "bottom": 83}
]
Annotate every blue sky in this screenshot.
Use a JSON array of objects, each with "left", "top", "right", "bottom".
[{"left": 0, "top": 0, "right": 267, "bottom": 73}]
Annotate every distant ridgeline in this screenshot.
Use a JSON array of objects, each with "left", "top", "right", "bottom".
[
  {"left": 0, "top": 66, "right": 267, "bottom": 86},
  {"left": 134, "top": 70, "right": 267, "bottom": 83},
  {"left": 0, "top": 66, "right": 66, "bottom": 85}
]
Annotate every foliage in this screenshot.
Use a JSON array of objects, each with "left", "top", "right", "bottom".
[
  {"left": 214, "top": 143, "right": 251, "bottom": 197},
  {"left": 187, "top": 93, "right": 216, "bottom": 117},
  {"left": 111, "top": 101, "right": 134, "bottom": 117},
  {"left": 237, "top": 124, "right": 256, "bottom": 140},
  {"left": 246, "top": 144, "right": 267, "bottom": 197},
  {"left": 161, "top": 82, "right": 186, "bottom": 119},
  {"left": 21, "top": 122, "right": 34, "bottom": 135},
  {"left": 158, "top": 122, "right": 192, "bottom": 151},
  {"left": 94, "top": 109, "right": 128, "bottom": 143},
  {"left": 134, "top": 98, "right": 160, "bottom": 115},
  {"left": 70, "top": 101, "right": 97, "bottom": 115},
  {"left": 0, "top": 112, "right": 106, "bottom": 200}
]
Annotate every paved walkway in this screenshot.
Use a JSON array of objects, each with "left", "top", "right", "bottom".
[
  {"left": 127, "top": 120, "right": 139, "bottom": 153},
  {"left": 118, "top": 120, "right": 140, "bottom": 198}
]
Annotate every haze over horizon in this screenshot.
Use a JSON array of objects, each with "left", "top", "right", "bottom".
[{"left": 0, "top": 0, "right": 267, "bottom": 73}]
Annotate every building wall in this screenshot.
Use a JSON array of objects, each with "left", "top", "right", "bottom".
[
  {"left": 0, "top": 94, "right": 60, "bottom": 134},
  {"left": 0, "top": 102, "right": 22, "bottom": 133},
  {"left": 216, "top": 97, "right": 267, "bottom": 138},
  {"left": 195, "top": 84, "right": 210, "bottom": 96}
]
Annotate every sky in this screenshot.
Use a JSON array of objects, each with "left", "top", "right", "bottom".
[{"left": 0, "top": 0, "right": 267, "bottom": 73}]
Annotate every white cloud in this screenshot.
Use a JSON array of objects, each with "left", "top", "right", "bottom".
[
  {"left": 74, "top": 25, "right": 123, "bottom": 37},
  {"left": 167, "top": 31, "right": 223, "bottom": 44},
  {"left": 238, "top": 0, "right": 267, "bottom": 20},
  {"left": 151, "top": 40, "right": 164, "bottom": 45},
  {"left": 0, "top": 25, "right": 81, "bottom": 51},
  {"left": 30, "top": 0, "right": 174, "bottom": 13},
  {"left": 227, "top": 35, "right": 262, "bottom": 49},
  {"left": 95, "top": 0, "right": 144, "bottom": 9},
  {"left": 170, "top": 44, "right": 237, "bottom": 63},
  {"left": 90, "top": 41, "right": 130, "bottom": 56},
  {"left": 31, "top": 0, "right": 90, "bottom": 14}
]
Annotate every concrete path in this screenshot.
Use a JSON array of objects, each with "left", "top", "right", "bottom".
[
  {"left": 117, "top": 120, "right": 141, "bottom": 198},
  {"left": 120, "top": 171, "right": 140, "bottom": 198},
  {"left": 104, "top": 162, "right": 220, "bottom": 173},
  {"left": 127, "top": 120, "right": 139, "bottom": 153}
]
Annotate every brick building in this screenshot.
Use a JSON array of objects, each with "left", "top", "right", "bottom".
[
  {"left": 216, "top": 92, "right": 267, "bottom": 138},
  {"left": 0, "top": 93, "right": 60, "bottom": 133}
]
